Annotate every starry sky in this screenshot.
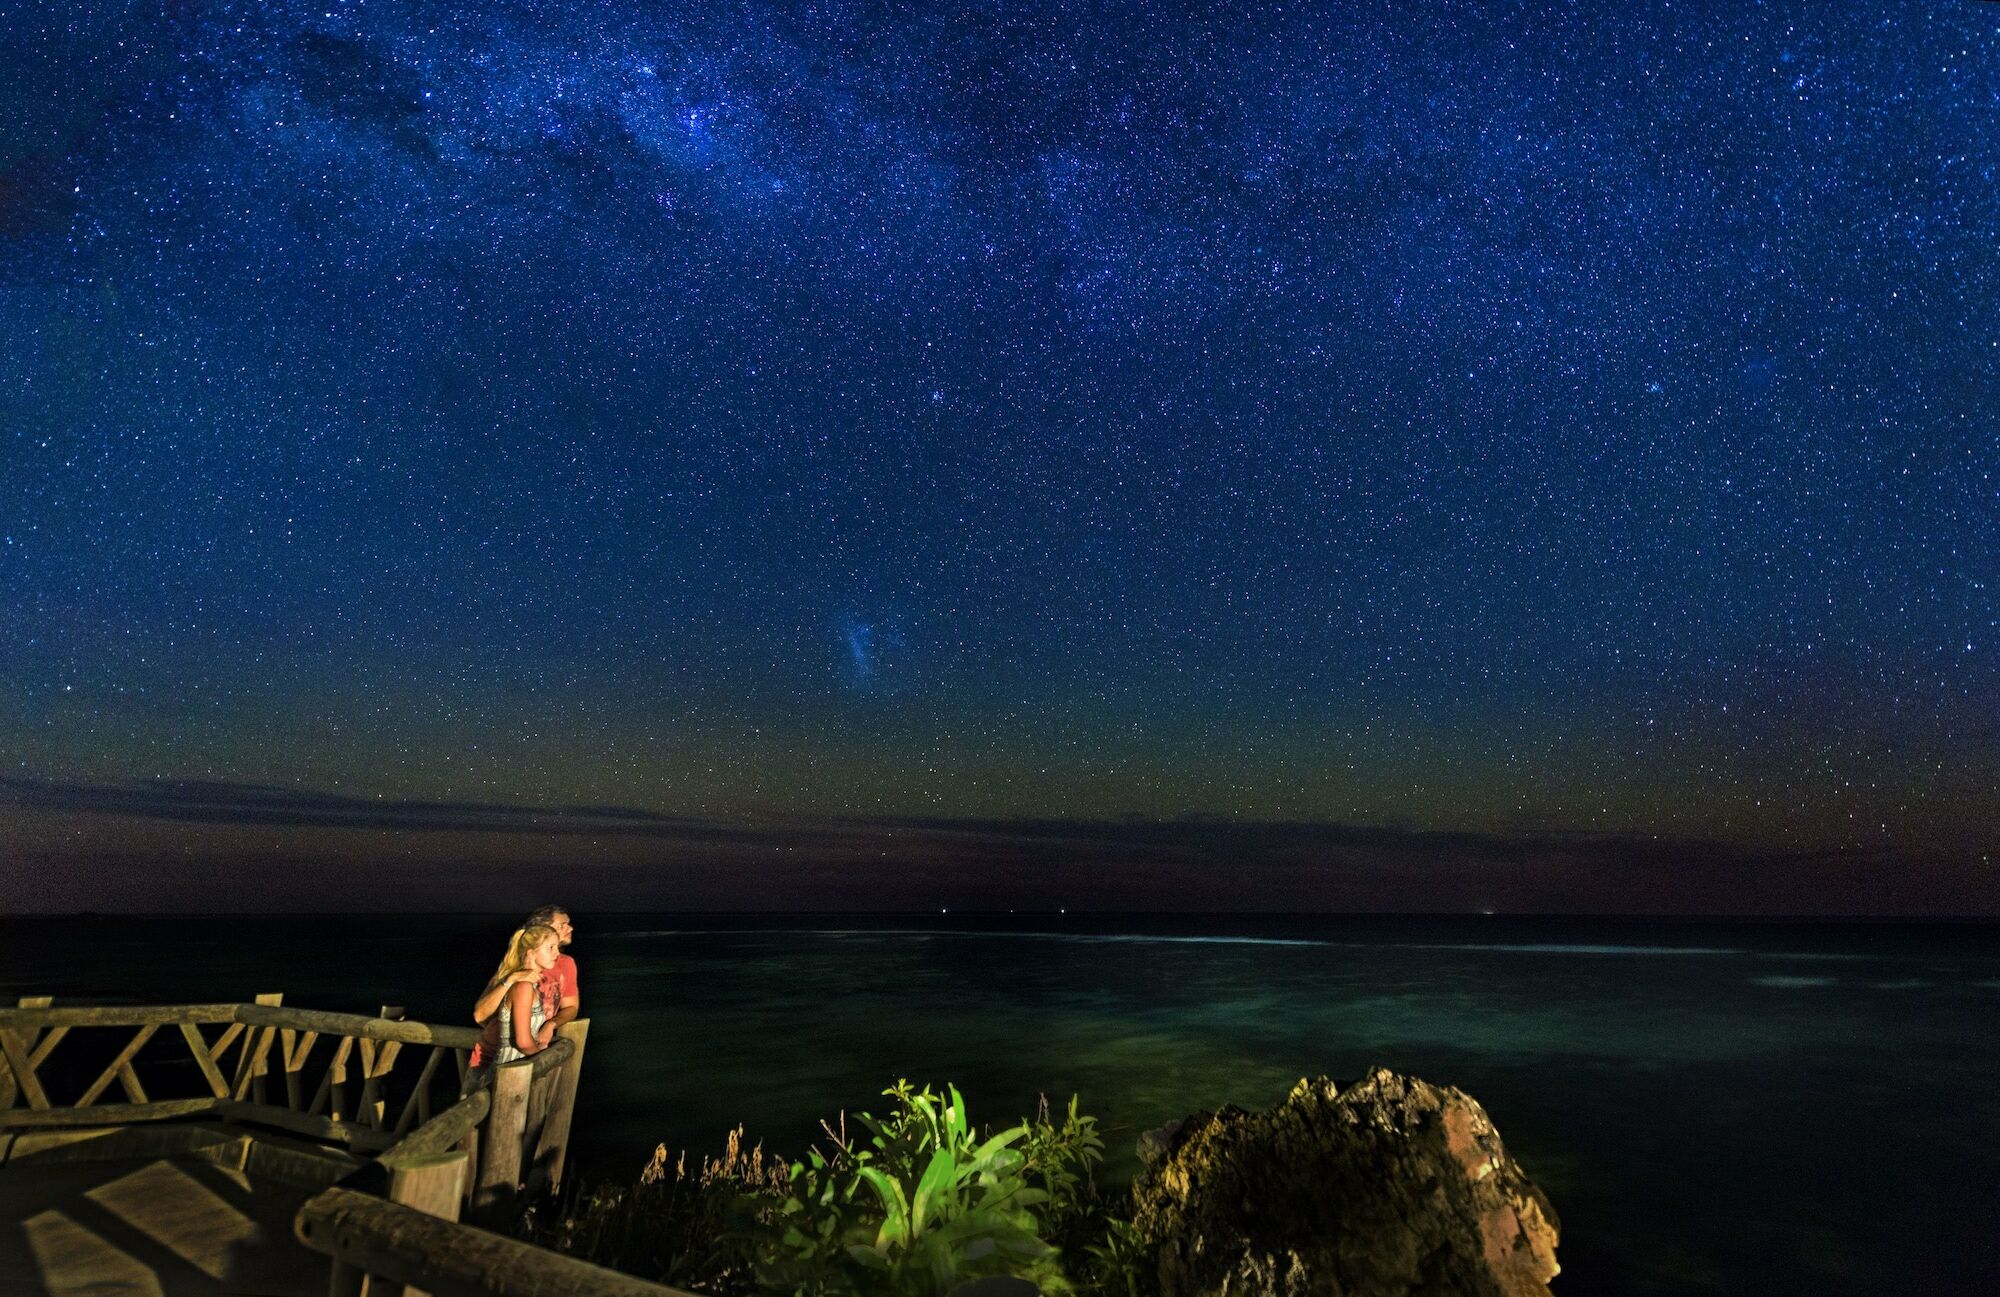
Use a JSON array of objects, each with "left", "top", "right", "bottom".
[{"left": 1, "top": 0, "right": 1994, "bottom": 911}]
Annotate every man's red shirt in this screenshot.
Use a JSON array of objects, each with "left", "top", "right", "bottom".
[{"left": 470, "top": 954, "right": 580, "bottom": 1068}]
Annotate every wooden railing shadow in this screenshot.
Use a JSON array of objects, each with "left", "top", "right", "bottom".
[{"left": 0, "top": 996, "right": 692, "bottom": 1297}]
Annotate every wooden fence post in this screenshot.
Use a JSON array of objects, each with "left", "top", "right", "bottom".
[
  {"left": 535, "top": 1019, "right": 589, "bottom": 1189},
  {"left": 326, "top": 1258, "right": 367, "bottom": 1297},
  {"left": 381, "top": 1148, "right": 468, "bottom": 1297},
  {"left": 1, "top": 996, "right": 51, "bottom": 1109},
  {"left": 388, "top": 1148, "right": 466, "bottom": 1220},
  {"left": 235, "top": 993, "right": 283, "bottom": 1104},
  {"left": 456, "top": 1125, "right": 480, "bottom": 1211},
  {"left": 471, "top": 1059, "right": 532, "bottom": 1227}
]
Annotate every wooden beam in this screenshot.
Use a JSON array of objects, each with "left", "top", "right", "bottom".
[
  {"left": 236, "top": 1004, "right": 479, "bottom": 1049},
  {"left": 27, "top": 1026, "right": 69, "bottom": 1070},
  {"left": 240, "top": 993, "right": 283, "bottom": 1104},
  {"left": 294, "top": 1186, "right": 696, "bottom": 1297},
  {"left": 205, "top": 1021, "right": 247, "bottom": 1067},
  {"left": 232, "top": 999, "right": 283, "bottom": 1102},
  {"left": 282, "top": 1029, "right": 318, "bottom": 1111},
  {"left": 180, "top": 1023, "right": 232, "bottom": 1097},
  {"left": 470, "top": 1060, "right": 532, "bottom": 1228},
  {"left": 0, "top": 1097, "right": 221, "bottom": 1128},
  {"left": 216, "top": 1100, "right": 399, "bottom": 1151},
  {"left": 355, "top": 1037, "right": 375, "bottom": 1123},
  {"left": 0, "top": 997, "right": 50, "bottom": 1109},
  {"left": 117, "top": 1054, "right": 149, "bottom": 1104},
  {"left": 77, "top": 1024, "right": 159, "bottom": 1106},
  {"left": 379, "top": 1090, "right": 490, "bottom": 1163},
  {"left": 309, "top": 1037, "right": 356, "bottom": 1120},
  {"left": 384, "top": 1149, "right": 470, "bottom": 1297},
  {"left": 360, "top": 1005, "right": 406, "bottom": 1129},
  {"left": 0, "top": 1030, "right": 50, "bottom": 1111},
  {"left": 392, "top": 1046, "right": 446, "bottom": 1136},
  {"left": 535, "top": 1019, "right": 590, "bottom": 1190},
  {"left": 0, "top": 1004, "right": 241, "bottom": 1029}
]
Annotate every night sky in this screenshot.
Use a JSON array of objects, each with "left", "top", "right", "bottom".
[{"left": 2, "top": 0, "right": 1994, "bottom": 912}]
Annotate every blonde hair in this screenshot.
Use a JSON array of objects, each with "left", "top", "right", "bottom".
[{"left": 491, "top": 923, "right": 560, "bottom": 987}]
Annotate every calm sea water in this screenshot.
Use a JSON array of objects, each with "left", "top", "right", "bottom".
[{"left": 7, "top": 913, "right": 1997, "bottom": 1295}]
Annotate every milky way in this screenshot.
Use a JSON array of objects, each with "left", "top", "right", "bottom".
[{"left": 1, "top": 0, "right": 1994, "bottom": 861}]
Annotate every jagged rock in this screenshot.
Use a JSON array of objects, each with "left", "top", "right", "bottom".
[
  {"left": 1129, "top": 1068, "right": 1559, "bottom": 1297},
  {"left": 1137, "top": 1119, "right": 1186, "bottom": 1167}
]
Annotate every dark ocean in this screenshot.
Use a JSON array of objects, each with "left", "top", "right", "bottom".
[{"left": 8, "top": 913, "right": 1997, "bottom": 1295}]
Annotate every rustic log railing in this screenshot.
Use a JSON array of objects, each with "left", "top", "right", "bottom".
[
  {"left": 0, "top": 994, "right": 480, "bottom": 1153},
  {"left": 0, "top": 996, "right": 684, "bottom": 1297}
]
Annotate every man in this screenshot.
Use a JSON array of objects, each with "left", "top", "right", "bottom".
[{"left": 470, "top": 904, "right": 581, "bottom": 1067}]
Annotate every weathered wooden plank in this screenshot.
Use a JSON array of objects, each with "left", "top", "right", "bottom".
[
  {"left": 205, "top": 1020, "right": 246, "bottom": 1067},
  {"left": 13, "top": 997, "right": 52, "bottom": 1088},
  {"left": 0, "top": 1097, "right": 222, "bottom": 1128},
  {"left": 470, "top": 1060, "right": 532, "bottom": 1228},
  {"left": 236, "top": 1004, "right": 480, "bottom": 1049},
  {"left": 117, "top": 1055, "right": 149, "bottom": 1104},
  {"left": 281, "top": 1028, "right": 316, "bottom": 1110},
  {"left": 385, "top": 1149, "right": 470, "bottom": 1297},
  {"left": 26, "top": 1025, "right": 70, "bottom": 1070},
  {"left": 310, "top": 1037, "right": 356, "bottom": 1119},
  {"left": 215, "top": 1099, "right": 399, "bottom": 1151},
  {"left": 0, "top": 1003, "right": 241, "bottom": 1029},
  {"left": 392, "top": 1047, "right": 446, "bottom": 1136},
  {"left": 520, "top": 1068, "right": 558, "bottom": 1194},
  {"left": 294, "top": 1186, "right": 694, "bottom": 1297},
  {"left": 356, "top": 1037, "right": 376, "bottom": 1123},
  {"left": 526, "top": 1038, "right": 573, "bottom": 1080},
  {"left": 457, "top": 1125, "right": 480, "bottom": 1210},
  {"left": 77, "top": 1024, "right": 159, "bottom": 1106},
  {"left": 366, "top": 1040, "right": 404, "bottom": 1128},
  {"left": 180, "top": 1022, "right": 232, "bottom": 1097},
  {"left": 535, "top": 1019, "right": 590, "bottom": 1189},
  {"left": 0, "top": 998, "right": 49, "bottom": 1109},
  {"left": 379, "top": 1090, "right": 490, "bottom": 1163},
  {"left": 232, "top": 1024, "right": 279, "bottom": 1101},
  {"left": 0, "top": 1030, "right": 50, "bottom": 1111},
  {"left": 358, "top": 1004, "right": 407, "bottom": 1132}
]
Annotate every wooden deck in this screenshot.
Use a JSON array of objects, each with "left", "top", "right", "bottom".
[
  {"left": 0, "top": 1153, "right": 330, "bottom": 1297},
  {"left": 0, "top": 1120, "right": 362, "bottom": 1297},
  {"left": 2, "top": 997, "right": 682, "bottom": 1297}
]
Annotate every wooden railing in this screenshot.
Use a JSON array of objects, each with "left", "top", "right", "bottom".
[
  {"left": 0, "top": 994, "right": 479, "bottom": 1151},
  {"left": 302, "top": 1018, "right": 658, "bottom": 1297},
  {"left": 0, "top": 995, "right": 687, "bottom": 1297}
]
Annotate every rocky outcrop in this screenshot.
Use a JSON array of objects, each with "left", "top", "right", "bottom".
[{"left": 1129, "top": 1068, "right": 1559, "bottom": 1297}]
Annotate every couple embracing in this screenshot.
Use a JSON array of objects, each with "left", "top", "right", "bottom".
[{"left": 464, "top": 904, "right": 580, "bottom": 1092}]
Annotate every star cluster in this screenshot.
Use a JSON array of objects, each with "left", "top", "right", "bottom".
[{"left": 1, "top": 0, "right": 1993, "bottom": 862}]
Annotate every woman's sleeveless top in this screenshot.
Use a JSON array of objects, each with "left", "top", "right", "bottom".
[{"left": 495, "top": 987, "right": 547, "bottom": 1065}]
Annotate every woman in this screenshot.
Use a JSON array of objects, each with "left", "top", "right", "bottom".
[{"left": 464, "top": 923, "right": 559, "bottom": 1092}]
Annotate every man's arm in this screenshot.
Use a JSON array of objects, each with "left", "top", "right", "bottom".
[
  {"left": 473, "top": 972, "right": 529, "bottom": 1024},
  {"left": 536, "top": 993, "right": 579, "bottom": 1046}
]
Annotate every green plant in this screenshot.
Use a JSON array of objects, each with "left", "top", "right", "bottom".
[
  {"left": 1080, "top": 1216, "right": 1150, "bottom": 1297},
  {"left": 524, "top": 1127, "right": 784, "bottom": 1294},
  {"left": 1021, "top": 1093, "right": 1106, "bottom": 1229},
  {"left": 533, "top": 1082, "right": 1136, "bottom": 1297},
  {"left": 755, "top": 1082, "right": 1062, "bottom": 1297}
]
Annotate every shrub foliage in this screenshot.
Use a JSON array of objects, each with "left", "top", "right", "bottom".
[{"left": 530, "top": 1081, "right": 1145, "bottom": 1297}]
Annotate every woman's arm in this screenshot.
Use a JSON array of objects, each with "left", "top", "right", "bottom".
[{"left": 507, "top": 980, "right": 542, "bottom": 1054}]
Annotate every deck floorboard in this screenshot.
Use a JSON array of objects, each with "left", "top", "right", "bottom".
[{"left": 0, "top": 1156, "right": 331, "bottom": 1297}]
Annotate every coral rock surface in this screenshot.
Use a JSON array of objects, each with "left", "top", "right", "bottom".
[{"left": 1129, "top": 1068, "right": 1559, "bottom": 1297}]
